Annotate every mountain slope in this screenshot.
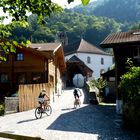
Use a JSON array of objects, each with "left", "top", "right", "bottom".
[{"left": 73, "top": 0, "right": 140, "bottom": 23}]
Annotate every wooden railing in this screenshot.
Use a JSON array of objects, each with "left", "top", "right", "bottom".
[{"left": 18, "top": 83, "right": 53, "bottom": 112}]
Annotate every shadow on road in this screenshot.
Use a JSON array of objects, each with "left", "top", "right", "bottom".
[
  {"left": 47, "top": 104, "right": 139, "bottom": 140},
  {"left": 17, "top": 118, "right": 38, "bottom": 124}
]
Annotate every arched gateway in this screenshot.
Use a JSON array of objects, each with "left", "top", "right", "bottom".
[{"left": 65, "top": 55, "right": 93, "bottom": 87}]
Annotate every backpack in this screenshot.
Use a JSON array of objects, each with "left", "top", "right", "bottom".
[{"left": 74, "top": 89, "right": 78, "bottom": 94}]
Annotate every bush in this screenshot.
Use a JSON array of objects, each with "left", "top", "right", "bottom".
[
  {"left": 88, "top": 77, "right": 107, "bottom": 98},
  {"left": 0, "top": 104, "right": 4, "bottom": 116},
  {"left": 119, "top": 64, "right": 140, "bottom": 130},
  {"left": 119, "top": 66, "right": 140, "bottom": 106}
]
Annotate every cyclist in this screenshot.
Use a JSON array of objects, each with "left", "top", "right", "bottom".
[
  {"left": 38, "top": 89, "right": 49, "bottom": 111},
  {"left": 73, "top": 88, "right": 82, "bottom": 99},
  {"left": 73, "top": 87, "right": 82, "bottom": 108}
]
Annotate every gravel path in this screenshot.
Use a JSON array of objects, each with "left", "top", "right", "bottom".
[{"left": 0, "top": 88, "right": 139, "bottom": 140}]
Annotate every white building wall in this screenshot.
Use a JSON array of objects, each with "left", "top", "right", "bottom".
[{"left": 65, "top": 52, "right": 113, "bottom": 79}]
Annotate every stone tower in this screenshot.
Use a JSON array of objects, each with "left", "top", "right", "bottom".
[{"left": 55, "top": 31, "right": 68, "bottom": 46}]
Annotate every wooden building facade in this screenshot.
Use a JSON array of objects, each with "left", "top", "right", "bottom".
[
  {"left": 100, "top": 29, "right": 140, "bottom": 113},
  {"left": 0, "top": 43, "right": 66, "bottom": 103}
]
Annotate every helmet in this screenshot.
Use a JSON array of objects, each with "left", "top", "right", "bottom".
[{"left": 42, "top": 89, "right": 46, "bottom": 92}]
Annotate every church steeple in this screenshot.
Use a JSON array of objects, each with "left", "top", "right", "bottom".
[{"left": 55, "top": 31, "right": 68, "bottom": 46}]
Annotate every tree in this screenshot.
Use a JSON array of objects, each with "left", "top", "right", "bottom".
[
  {"left": 0, "top": 0, "right": 90, "bottom": 60},
  {"left": 0, "top": 0, "right": 90, "bottom": 22}
]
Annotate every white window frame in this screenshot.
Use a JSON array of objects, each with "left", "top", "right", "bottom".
[{"left": 16, "top": 53, "right": 24, "bottom": 61}]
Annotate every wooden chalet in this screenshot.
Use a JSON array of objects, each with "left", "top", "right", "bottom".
[
  {"left": 0, "top": 43, "right": 66, "bottom": 98},
  {"left": 30, "top": 43, "right": 66, "bottom": 94},
  {"left": 100, "top": 29, "right": 140, "bottom": 113}
]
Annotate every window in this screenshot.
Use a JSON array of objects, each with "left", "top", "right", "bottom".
[
  {"left": 0, "top": 74, "right": 8, "bottom": 83},
  {"left": 32, "top": 73, "right": 45, "bottom": 83},
  {"left": 133, "top": 47, "right": 140, "bottom": 59},
  {"left": 16, "top": 53, "right": 24, "bottom": 61},
  {"left": 87, "top": 56, "right": 91, "bottom": 64},
  {"left": 16, "top": 73, "right": 26, "bottom": 84},
  {"left": 101, "top": 58, "right": 104, "bottom": 65}
]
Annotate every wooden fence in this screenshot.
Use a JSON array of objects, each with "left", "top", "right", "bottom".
[{"left": 18, "top": 83, "right": 53, "bottom": 112}]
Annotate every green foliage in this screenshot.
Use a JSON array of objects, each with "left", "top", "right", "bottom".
[
  {"left": 73, "top": 0, "right": 140, "bottom": 32},
  {"left": 0, "top": 0, "right": 62, "bottom": 22},
  {"left": 0, "top": 104, "right": 4, "bottom": 116},
  {"left": 74, "top": 0, "right": 140, "bottom": 23},
  {"left": 81, "top": 0, "right": 90, "bottom": 6},
  {"left": 129, "top": 21, "right": 140, "bottom": 30},
  {"left": 120, "top": 59, "right": 140, "bottom": 130},
  {"left": 0, "top": 0, "right": 62, "bottom": 60},
  {"left": 89, "top": 77, "right": 107, "bottom": 91},
  {"left": 0, "top": 20, "right": 31, "bottom": 60},
  {"left": 9, "top": 12, "right": 121, "bottom": 47},
  {"left": 125, "top": 58, "right": 133, "bottom": 69},
  {"left": 89, "top": 77, "right": 107, "bottom": 99},
  {"left": 119, "top": 66, "right": 140, "bottom": 106},
  {"left": 68, "top": 0, "right": 90, "bottom": 5},
  {"left": 0, "top": 0, "right": 91, "bottom": 60}
]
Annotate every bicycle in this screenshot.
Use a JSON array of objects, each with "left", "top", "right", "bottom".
[
  {"left": 35, "top": 99, "right": 52, "bottom": 119},
  {"left": 74, "top": 98, "right": 81, "bottom": 109}
]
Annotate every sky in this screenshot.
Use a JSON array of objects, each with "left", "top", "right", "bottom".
[
  {"left": 1, "top": 0, "right": 94, "bottom": 24},
  {"left": 52, "top": 0, "right": 95, "bottom": 8},
  {"left": 52, "top": 0, "right": 82, "bottom": 8}
]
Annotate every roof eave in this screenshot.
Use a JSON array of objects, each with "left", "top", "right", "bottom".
[{"left": 100, "top": 40, "right": 140, "bottom": 48}]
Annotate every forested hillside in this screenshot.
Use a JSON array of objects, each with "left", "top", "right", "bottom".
[
  {"left": 9, "top": 12, "right": 121, "bottom": 47},
  {"left": 9, "top": 0, "right": 140, "bottom": 48},
  {"left": 73, "top": 0, "right": 140, "bottom": 23}
]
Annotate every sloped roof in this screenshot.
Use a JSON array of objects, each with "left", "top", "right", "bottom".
[
  {"left": 64, "top": 39, "right": 110, "bottom": 56},
  {"left": 17, "top": 46, "right": 50, "bottom": 59},
  {"left": 30, "top": 43, "right": 61, "bottom": 51},
  {"left": 101, "top": 69, "right": 115, "bottom": 77},
  {"left": 63, "top": 39, "right": 81, "bottom": 55},
  {"left": 67, "top": 55, "right": 93, "bottom": 72},
  {"left": 67, "top": 55, "right": 84, "bottom": 63},
  {"left": 100, "top": 30, "right": 140, "bottom": 48}
]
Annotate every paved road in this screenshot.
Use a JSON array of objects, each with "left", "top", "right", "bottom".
[{"left": 0, "top": 88, "right": 139, "bottom": 140}]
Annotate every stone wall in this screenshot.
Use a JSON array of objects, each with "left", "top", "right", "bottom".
[{"left": 5, "top": 97, "right": 19, "bottom": 114}]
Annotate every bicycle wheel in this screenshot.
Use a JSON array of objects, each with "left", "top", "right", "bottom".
[
  {"left": 74, "top": 102, "right": 78, "bottom": 109},
  {"left": 35, "top": 107, "right": 42, "bottom": 119},
  {"left": 74, "top": 99, "right": 80, "bottom": 109},
  {"left": 44, "top": 105, "right": 52, "bottom": 116}
]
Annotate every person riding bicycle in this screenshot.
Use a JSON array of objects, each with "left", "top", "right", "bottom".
[
  {"left": 73, "top": 88, "right": 82, "bottom": 99},
  {"left": 38, "top": 89, "right": 49, "bottom": 111},
  {"left": 73, "top": 87, "right": 82, "bottom": 108}
]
